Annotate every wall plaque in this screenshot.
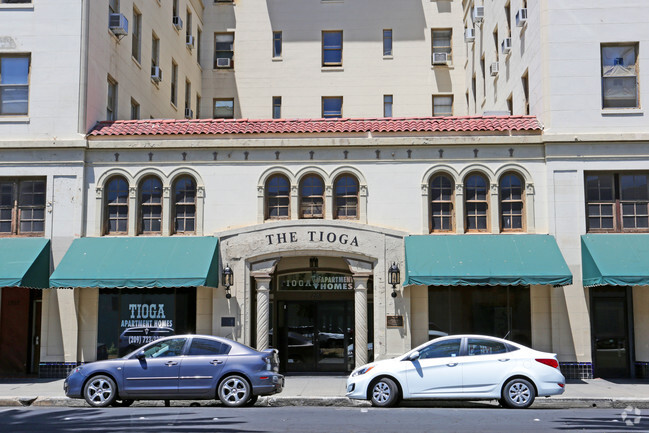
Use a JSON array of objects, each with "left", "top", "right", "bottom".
[
  {"left": 386, "top": 315, "right": 404, "bottom": 327},
  {"left": 221, "top": 317, "right": 236, "bottom": 327}
]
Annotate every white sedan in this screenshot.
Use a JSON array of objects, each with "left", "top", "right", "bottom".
[{"left": 346, "top": 335, "right": 565, "bottom": 408}]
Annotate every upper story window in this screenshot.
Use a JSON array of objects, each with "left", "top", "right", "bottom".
[
  {"left": 0, "top": 54, "right": 30, "bottom": 116},
  {"left": 107, "top": 76, "right": 117, "bottom": 121},
  {"left": 322, "top": 31, "right": 342, "bottom": 67},
  {"left": 431, "top": 29, "right": 452, "bottom": 65},
  {"left": 130, "top": 98, "right": 139, "bottom": 120},
  {"left": 601, "top": 43, "right": 639, "bottom": 109},
  {"left": 430, "top": 174, "right": 454, "bottom": 232},
  {"left": 300, "top": 175, "right": 324, "bottom": 219},
  {"left": 131, "top": 8, "right": 142, "bottom": 63},
  {"left": 266, "top": 174, "right": 290, "bottom": 220},
  {"left": 499, "top": 173, "right": 524, "bottom": 232},
  {"left": 1, "top": 0, "right": 33, "bottom": 3},
  {"left": 109, "top": 0, "right": 119, "bottom": 14},
  {"left": 214, "top": 33, "right": 234, "bottom": 69},
  {"left": 586, "top": 172, "right": 648, "bottom": 232},
  {"left": 213, "top": 98, "right": 234, "bottom": 119},
  {"left": 334, "top": 174, "right": 359, "bottom": 220},
  {"left": 464, "top": 173, "right": 488, "bottom": 232},
  {"left": 322, "top": 96, "right": 342, "bottom": 118},
  {"left": 170, "top": 60, "right": 178, "bottom": 106},
  {"left": 173, "top": 176, "right": 196, "bottom": 234},
  {"left": 104, "top": 176, "right": 128, "bottom": 235},
  {"left": 272, "top": 96, "right": 281, "bottom": 119},
  {"left": 139, "top": 176, "right": 163, "bottom": 235},
  {"left": 383, "top": 95, "right": 393, "bottom": 117},
  {"left": 184, "top": 80, "right": 192, "bottom": 115},
  {"left": 433, "top": 95, "right": 453, "bottom": 116},
  {"left": 0, "top": 178, "right": 45, "bottom": 236},
  {"left": 383, "top": 29, "right": 393, "bottom": 56},
  {"left": 273, "top": 31, "right": 282, "bottom": 58}
]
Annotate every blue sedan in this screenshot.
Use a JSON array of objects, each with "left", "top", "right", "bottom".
[{"left": 64, "top": 334, "right": 284, "bottom": 407}]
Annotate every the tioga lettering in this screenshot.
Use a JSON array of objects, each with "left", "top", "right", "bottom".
[{"left": 265, "top": 230, "right": 359, "bottom": 247}]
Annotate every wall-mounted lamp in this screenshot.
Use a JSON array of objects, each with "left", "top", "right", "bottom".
[
  {"left": 222, "top": 264, "right": 234, "bottom": 299},
  {"left": 388, "top": 262, "right": 400, "bottom": 298}
]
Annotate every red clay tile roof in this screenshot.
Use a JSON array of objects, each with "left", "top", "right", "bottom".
[{"left": 88, "top": 116, "right": 542, "bottom": 137}]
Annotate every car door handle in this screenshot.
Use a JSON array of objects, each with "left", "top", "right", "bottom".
[
  {"left": 446, "top": 363, "right": 458, "bottom": 367},
  {"left": 210, "top": 360, "right": 224, "bottom": 365},
  {"left": 165, "top": 361, "right": 178, "bottom": 366},
  {"left": 498, "top": 358, "right": 510, "bottom": 362}
]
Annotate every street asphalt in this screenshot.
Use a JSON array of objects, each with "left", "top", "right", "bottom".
[{"left": 0, "top": 376, "right": 648, "bottom": 409}]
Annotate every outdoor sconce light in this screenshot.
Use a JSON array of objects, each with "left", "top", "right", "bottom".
[
  {"left": 388, "top": 262, "right": 400, "bottom": 298},
  {"left": 222, "top": 264, "right": 234, "bottom": 299}
]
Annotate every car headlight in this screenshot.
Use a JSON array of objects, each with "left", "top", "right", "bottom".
[{"left": 351, "top": 365, "right": 374, "bottom": 377}]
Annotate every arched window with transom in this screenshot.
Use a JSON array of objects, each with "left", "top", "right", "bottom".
[
  {"left": 500, "top": 172, "right": 524, "bottom": 232},
  {"left": 104, "top": 176, "right": 129, "bottom": 235},
  {"left": 139, "top": 176, "right": 163, "bottom": 234},
  {"left": 334, "top": 174, "right": 359, "bottom": 220},
  {"left": 430, "top": 174, "right": 454, "bottom": 232},
  {"left": 300, "top": 175, "right": 324, "bottom": 219},
  {"left": 266, "top": 174, "right": 290, "bottom": 220},
  {"left": 173, "top": 176, "right": 196, "bottom": 234},
  {"left": 464, "top": 173, "right": 488, "bottom": 232}
]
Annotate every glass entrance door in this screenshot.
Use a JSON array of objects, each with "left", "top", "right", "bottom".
[{"left": 591, "top": 287, "right": 632, "bottom": 378}]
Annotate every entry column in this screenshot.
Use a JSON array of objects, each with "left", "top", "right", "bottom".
[
  {"left": 251, "top": 259, "right": 278, "bottom": 352},
  {"left": 354, "top": 276, "right": 369, "bottom": 367}
]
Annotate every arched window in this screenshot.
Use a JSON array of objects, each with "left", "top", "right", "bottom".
[
  {"left": 464, "top": 173, "right": 488, "bottom": 232},
  {"left": 334, "top": 174, "right": 359, "bottom": 219},
  {"left": 104, "top": 176, "right": 129, "bottom": 235},
  {"left": 430, "top": 174, "right": 454, "bottom": 232},
  {"left": 173, "top": 176, "right": 196, "bottom": 234},
  {"left": 139, "top": 176, "right": 163, "bottom": 234},
  {"left": 500, "top": 173, "right": 524, "bottom": 231},
  {"left": 299, "top": 175, "right": 324, "bottom": 219},
  {"left": 266, "top": 174, "right": 290, "bottom": 220}
]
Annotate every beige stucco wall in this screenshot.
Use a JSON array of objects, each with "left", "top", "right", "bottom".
[
  {"left": 408, "top": 285, "right": 429, "bottom": 349},
  {"left": 634, "top": 287, "right": 649, "bottom": 362}
]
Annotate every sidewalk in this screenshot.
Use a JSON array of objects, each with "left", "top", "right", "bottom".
[{"left": 0, "top": 376, "right": 648, "bottom": 409}]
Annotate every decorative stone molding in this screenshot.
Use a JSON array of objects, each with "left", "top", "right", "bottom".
[
  {"left": 491, "top": 183, "right": 499, "bottom": 194},
  {"left": 456, "top": 183, "right": 464, "bottom": 193},
  {"left": 360, "top": 185, "right": 368, "bottom": 196},
  {"left": 163, "top": 186, "right": 170, "bottom": 198},
  {"left": 526, "top": 183, "right": 535, "bottom": 195},
  {"left": 129, "top": 187, "right": 136, "bottom": 198},
  {"left": 421, "top": 183, "right": 428, "bottom": 195},
  {"left": 95, "top": 187, "right": 103, "bottom": 199},
  {"left": 197, "top": 185, "right": 205, "bottom": 198}
]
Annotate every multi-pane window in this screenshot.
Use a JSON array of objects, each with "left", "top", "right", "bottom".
[
  {"left": 173, "top": 176, "right": 196, "bottom": 234},
  {"left": 214, "top": 33, "right": 234, "bottom": 68},
  {"left": 322, "top": 97, "right": 342, "bottom": 118},
  {"left": 130, "top": 98, "right": 139, "bottom": 120},
  {"left": 322, "top": 31, "right": 343, "bottom": 66},
  {"left": 105, "top": 176, "right": 128, "bottom": 235},
  {"left": 433, "top": 95, "right": 453, "bottom": 116},
  {"left": 272, "top": 96, "right": 281, "bottom": 119},
  {"left": 586, "top": 172, "right": 649, "bottom": 232},
  {"left": 383, "top": 95, "right": 393, "bottom": 117},
  {"left": 139, "top": 177, "right": 162, "bottom": 234},
  {"left": 273, "top": 31, "right": 282, "bottom": 58},
  {"left": 107, "top": 76, "right": 117, "bottom": 121},
  {"left": 465, "top": 173, "right": 488, "bottom": 232},
  {"left": 0, "top": 55, "right": 30, "bottom": 116},
  {"left": 171, "top": 60, "right": 178, "bottom": 106},
  {"left": 300, "top": 175, "right": 324, "bottom": 219},
  {"left": 500, "top": 173, "right": 524, "bottom": 231},
  {"left": 430, "top": 174, "right": 454, "bottom": 232},
  {"left": 0, "top": 179, "right": 45, "bottom": 236},
  {"left": 213, "top": 98, "right": 234, "bottom": 119},
  {"left": 383, "top": 29, "right": 393, "bottom": 56},
  {"left": 131, "top": 8, "right": 141, "bottom": 62},
  {"left": 431, "top": 29, "right": 452, "bottom": 64},
  {"left": 601, "top": 43, "right": 639, "bottom": 109},
  {"left": 334, "top": 175, "right": 359, "bottom": 219},
  {"left": 266, "top": 174, "right": 290, "bottom": 220}
]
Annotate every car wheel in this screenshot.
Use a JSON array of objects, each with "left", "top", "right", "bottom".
[
  {"left": 218, "top": 375, "right": 251, "bottom": 407},
  {"left": 370, "top": 377, "right": 399, "bottom": 408},
  {"left": 83, "top": 375, "right": 118, "bottom": 408},
  {"left": 110, "top": 399, "right": 134, "bottom": 407},
  {"left": 243, "top": 395, "right": 259, "bottom": 407},
  {"left": 502, "top": 378, "right": 535, "bottom": 409}
]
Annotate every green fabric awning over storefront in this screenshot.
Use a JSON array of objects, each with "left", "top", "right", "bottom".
[
  {"left": 582, "top": 234, "right": 649, "bottom": 287},
  {"left": 49, "top": 237, "right": 219, "bottom": 289},
  {"left": 404, "top": 234, "right": 572, "bottom": 287},
  {"left": 0, "top": 238, "right": 50, "bottom": 288}
]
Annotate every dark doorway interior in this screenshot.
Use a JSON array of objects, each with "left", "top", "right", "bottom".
[{"left": 0, "top": 288, "right": 41, "bottom": 376}]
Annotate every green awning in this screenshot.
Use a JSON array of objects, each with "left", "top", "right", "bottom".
[
  {"left": 49, "top": 237, "right": 219, "bottom": 289},
  {"left": 0, "top": 238, "right": 50, "bottom": 288},
  {"left": 582, "top": 234, "right": 649, "bottom": 287},
  {"left": 404, "top": 234, "right": 572, "bottom": 287}
]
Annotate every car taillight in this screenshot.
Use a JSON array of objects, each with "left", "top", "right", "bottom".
[{"left": 535, "top": 358, "right": 559, "bottom": 369}]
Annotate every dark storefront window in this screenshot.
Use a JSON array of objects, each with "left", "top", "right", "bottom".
[
  {"left": 97, "top": 288, "right": 196, "bottom": 359},
  {"left": 428, "top": 286, "right": 530, "bottom": 346}
]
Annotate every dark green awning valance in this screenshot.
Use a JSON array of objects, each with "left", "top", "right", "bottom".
[
  {"left": 0, "top": 238, "right": 50, "bottom": 288},
  {"left": 404, "top": 234, "right": 572, "bottom": 287},
  {"left": 582, "top": 234, "right": 649, "bottom": 287},
  {"left": 49, "top": 237, "right": 219, "bottom": 289}
]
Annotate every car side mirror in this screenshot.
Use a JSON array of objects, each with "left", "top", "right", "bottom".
[
  {"left": 407, "top": 351, "right": 420, "bottom": 361},
  {"left": 136, "top": 351, "right": 146, "bottom": 360}
]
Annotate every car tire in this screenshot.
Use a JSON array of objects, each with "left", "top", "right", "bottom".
[
  {"left": 502, "top": 378, "right": 535, "bottom": 409},
  {"left": 370, "top": 377, "right": 399, "bottom": 408},
  {"left": 83, "top": 375, "right": 118, "bottom": 408},
  {"left": 110, "top": 399, "right": 134, "bottom": 407},
  {"left": 218, "top": 375, "right": 251, "bottom": 407},
  {"left": 243, "top": 395, "right": 259, "bottom": 407}
]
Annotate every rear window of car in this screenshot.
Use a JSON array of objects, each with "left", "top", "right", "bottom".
[
  {"left": 467, "top": 338, "right": 508, "bottom": 355},
  {"left": 188, "top": 338, "right": 231, "bottom": 356}
]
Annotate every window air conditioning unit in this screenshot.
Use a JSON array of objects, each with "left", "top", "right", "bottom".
[
  {"left": 216, "top": 57, "right": 231, "bottom": 68},
  {"left": 490, "top": 62, "right": 499, "bottom": 76},
  {"left": 464, "top": 28, "right": 475, "bottom": 42},
  {"left": 516, "top": 8, "right": 528, "bottom": 27},
  {"left": 108, "top": 13, "right": 128, "bottom": 36},
  {"left": 501, "top": 37, "right": 512, "bottom": 54},
  {"left": 473, "top": 6, "right": 485, "bottom": 23},
  {"left": 432, "top": 52, "right": 448, "bottom": 65},
  {"left": 186, "top": 35, "right": 194, "bottom": 49},
  {"left": 151, "top": 66, "right": 162, "bottom": 83},
  {"left": 184, "top": 108, "right": 193, "bottom": 119},
  {"left": 172, "top": 16, "right": 183, "bottom": 31}
]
